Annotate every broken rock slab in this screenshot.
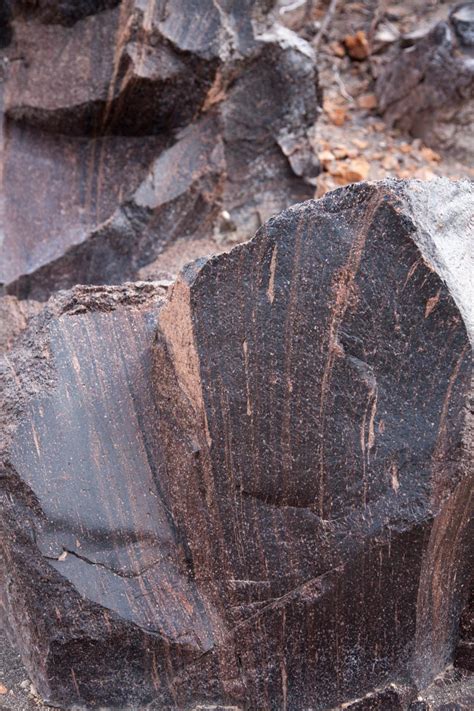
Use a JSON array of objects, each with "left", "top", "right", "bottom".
[
  {"left": 1, "top": 179, "right": 472, "bottom": 709},
  {"left": 0, "top": 0, "right": 320, "bottom": 301},
  {"left": 2, "top": 115, "right": 225, "bottom": 300}
]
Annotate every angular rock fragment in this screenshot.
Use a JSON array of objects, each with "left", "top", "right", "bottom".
[
  {"left": 0, "top": 0, "right": 320, "bottom": 300},
  {"left": 376, "top": 2, "right": 474, "bottom": 160},
  {"left": 3, "top": 116, "right": 225, "bottom": 300},
  {"left": 1, "top": 179, "right": 472, "bottom": 709},
  {"left": 1, "top": 283, "right": 188, "bottom": 710}
]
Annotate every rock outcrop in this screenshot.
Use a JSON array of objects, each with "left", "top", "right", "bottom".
[
  {"left": 0, "top": 0, "right": 320, "bottom": 301},
  {"left": 1, "top": 179, "right": 472, "bottom": 709},
  {"left": 376, "top": 2, "right": 474, "bottom": 161}
]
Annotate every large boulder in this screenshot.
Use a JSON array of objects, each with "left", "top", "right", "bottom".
[{"left": 1, "top": 179, "right": 472, "bottom": 709}]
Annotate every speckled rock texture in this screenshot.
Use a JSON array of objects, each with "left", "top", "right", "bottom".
[
  {"left": 0, "top": 179, "right": 472, "bottom": 709},
  {"left": 0, "top": 0, "right": 320, "bottom": 301}
]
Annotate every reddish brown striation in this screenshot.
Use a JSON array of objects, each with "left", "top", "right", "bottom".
[
  {"left": 1, "top": 179, "right": 472, "bottom": 709},
  {"left": 0, "top": 0, "right": 320, "bottom": 301}
]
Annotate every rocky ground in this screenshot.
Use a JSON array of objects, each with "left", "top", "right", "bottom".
[{"left": 279, "top": 0, "right": 473, "bottom": 197}]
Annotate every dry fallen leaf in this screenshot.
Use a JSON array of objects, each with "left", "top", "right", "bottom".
[
  {"left": 332, "top": 158, "right": 370, "bottom": 185},
  {"left": 318, "top": 150, "right": 336, "bottom": 169},
  {"left": 414, "top": 167, "right": 437, "bottom": 180},
  {"left": 329, "top": 41, "right": 346, "bottom": 58},
  {"left": 0, "top": 684, "right": 8, "bottom": 694},
  {"left": 323, "top": 99, "right": 348, "bottom": 126},
  {"left": 347, "top": 148, "right": 360, "bottom": 159},
  {"left": 399, "top": 142, "right": 413, "bottom": 154},
  {"left": 382, "top": 155, "right": 399, "bottom": 171},
  {"left": 357, "top": 93, "right": 378, "bottom": 110},
  {"left": 327, "top": 162, "right": 345, "bottom": 178},
  {"left": 397, "top": 169, "right": 413, "bottom": 179},
  {"left": 352, "top": 138, "right": 368, "bottom": 150},
  {"left": 344, "top": 157, "right": 370, "bottom": 182},
  {"left": 344, "top": 31, "right": 370, "bottom": 60},
  {"left": 420, "top": 146, "right": 441, "bottom": 162},
  {"left": 333, "top": 146, "right": 350, "bottom": 159}
]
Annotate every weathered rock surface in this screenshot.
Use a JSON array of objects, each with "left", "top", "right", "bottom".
[
  {"left": 455, "top": 588, "right": 474, "bottom": 672},
  {"left": 1, "top": 179, "right": 472, "bottom": 709},
  {"left": 376, "top": 2, "right": 474, "bottom": 160},
  {"left": 6, "top": 1, "right": 121, "bottom": 26},
  {"left": 0, "top": 295, "right": 42, "bottom": 354},
  {"left": 0, "top": 0, "right": 320, "bottom": 300}
]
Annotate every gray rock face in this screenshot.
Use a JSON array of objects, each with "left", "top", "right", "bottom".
[
  {"left": 1, "top": 179, "right": 472, "bottom": 709},
  {"left": 396, "top": 179, "right": 473, "bottom": 341}
]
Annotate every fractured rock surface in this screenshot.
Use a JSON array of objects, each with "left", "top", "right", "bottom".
[
  {"left": 0, "top": 295, "right": 42, "bottom": 354},
  {"left": 0, "top": 0, "right": 320, "bottom": 301},
  {"left": 1, "top": 179, "right": 472, "bottom": 709},
  {"left": 455, "top": 591, "right": 474, "bottom": 671}
]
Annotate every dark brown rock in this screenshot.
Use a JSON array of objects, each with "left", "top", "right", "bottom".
[
  {"left": 8, "top": 0, "right": 120, "bottom": 26},
  {"left": 1, "top": 282, "right": 177, "bottom": 709},
  {"left": 3, "top": 116, "right": 225, "bottom": 300},
  {"left": 343, "top": 683, "right": 410, "bottom": 710},
  {"left": 455, "top": 590, "right": 474, "bottom": 671},
  {"left": 1, "top": 178, "right": 472, "bottom": 709},
  {"left": 0, "top": 0, "right": 320, "bottom": 300},
  {"left": 375, "top": 2, "right": 474, "bottom": 160},
  {"left": 0, "top": 4, "right": 12, "bottom": 49}
]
